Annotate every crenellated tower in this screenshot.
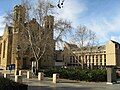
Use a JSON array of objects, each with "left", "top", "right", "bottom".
[
  {"left": 11, "top": 5, "right": 26, "bottom": 70},
  {"left": 44, "top": 15, "right": 54, "bottom": 39},
  {"left": 41, "top": 15, "right": 55, "bottom": 67},
  {"left": 13, "top": 5, "right": 26, "bottom": 32}
]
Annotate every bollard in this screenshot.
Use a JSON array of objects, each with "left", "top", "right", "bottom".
[
  {"left": 53, "top": 73, "right": 59, "bottom": 83},
  {"left": 19, "top": 70, "right": 22, "bottom": 76},
  {"left": 4, "top": 73, "right": 7, "bottom": 78},
  {"left": 38, "top": 72, "right": 44, "bottom": 81},
  {"left": 15, "top": 75, "right": 22, "bottom": 83},
  {"left": 14, "top": 70, "right": 19, "bottom": 75},
  {"left": 27, "top": 71, "right": 32, "bottom": 79},
  {"left": 106, "top": 67, "right": 116, "bottom": 84}
]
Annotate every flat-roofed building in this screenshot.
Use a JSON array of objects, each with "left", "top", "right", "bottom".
[{"left": 63, "top": 40, "right": 120, "bottom": 69}]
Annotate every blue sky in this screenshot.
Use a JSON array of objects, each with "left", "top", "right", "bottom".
[
  {"left": 0, "top": 0, "right": 21, "bottom": 35},
  {"left": 0, "top": 0, "right": 120, "bottom": 44}
]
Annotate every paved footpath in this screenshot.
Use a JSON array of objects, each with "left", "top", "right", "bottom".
[
  {"left": 1, "top": 70, "right": 120, "bottom": 90},
  {"left": 21, "top": 77, "right": 120, "bottom": 90}
]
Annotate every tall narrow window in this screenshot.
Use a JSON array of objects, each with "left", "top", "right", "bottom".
[
  {"left": 20, "top": 18, "right": 22, "bottom": 22},
  {"left": 3, "top": 40, "right": 6, "bottom": 58},
  {"left": 0, "top": 43, "right": 2, "bottom": 54},
  {"left": 79, "top": 56, "right": 81, "bottom": 62},
  {"left": 96, "top": 55, "right": 98, "bottom": 66},
  {"left": 14, "top": 12, "right": 18, "bottom": 21},
  {"left": 85, "top": 55, "right": 87, "bottom": 64},
  {"left": 70, "top": 56, "right": 72, "bottom": 63},
  {"left": 100, "top": 55, "right": 102, "bottom": 66},
  {"left": 104, "top": 54, "right": 106, "bottom": 66},
  {"left": 73, "top": 56, "right": 75, "bottom": 63},
  {"left": 92, "top": 55, "right": 94, "bottom": 64},
  {"left": 89, "top": 55, "right": 91, "bottom": 65}
]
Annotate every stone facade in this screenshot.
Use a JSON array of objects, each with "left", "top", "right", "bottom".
[
  {"left": 0, "top": 25, "right": 13, "bottom": 69},
  {"left": 0, "top": 5, "right": 55, "bottom": 70}
]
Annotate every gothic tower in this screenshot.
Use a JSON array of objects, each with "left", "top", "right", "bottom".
[
  {"left": 13, "top": 5, "right": 26, "bottom": 32},
  {"left": 44, "top": 15, "right": 54, "bottom": 44},
  {"left": 41, "top": 15, "right": 55, "bottom": 67},
  {"left": 11, "top": 5, "right": 26, "bottom": 69}
]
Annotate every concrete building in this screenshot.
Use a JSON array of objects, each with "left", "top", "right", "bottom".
[
  {"left": 0, "top": 5, "right": 55, "bottom": 70},
  {"left": 63, "top": 40, "right": 120, "bottom": 69}
]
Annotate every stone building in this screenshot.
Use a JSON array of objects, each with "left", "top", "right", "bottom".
[
  {"left": 62, "top": 40, "right": 120, "bottom": 69},
  {"left": 0, "top": 5, "right": 55, "bottom": 70}
]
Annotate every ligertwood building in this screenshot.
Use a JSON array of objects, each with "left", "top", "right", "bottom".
[
  {"left": 0, "top": 5, "right": 55, "bottom": 70},
  {"left": 63, "top": 40, "right": 120, "bottom": 69}
]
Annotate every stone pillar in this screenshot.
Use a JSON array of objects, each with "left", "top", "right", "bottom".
[
  {"left": 15, "top": 75, "right": 22, "bottom": 83},
  {"left": 53, "top": 73, "right": 59, "bottom": 83},
  {"left": 27, "top": 71, "right": 32, "bottom": 79},
  {"left": 106, "top": 66, "right": 116, "bottom": 84},
  {"left": 38, "top": 72, "right": 44, "bottom": 81}
]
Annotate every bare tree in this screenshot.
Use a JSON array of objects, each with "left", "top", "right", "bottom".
[
  {"left": 25, "top": 0, "right": 72, "bottom": 72},
  {"left": 64, "top": 25, "right": 98, "bottom": 69},
  {"left": 4, "top": 0, "right": 72, "bottom": 72},
  {"left": 33, "top": 0, "right": 55, "bottom": 26}
]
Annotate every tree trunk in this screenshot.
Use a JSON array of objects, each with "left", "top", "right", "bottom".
[{"left": 35, "top": 60, "right": 39, "bottom": 75}]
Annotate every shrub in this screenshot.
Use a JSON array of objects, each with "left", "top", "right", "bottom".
[
  {"left": 87, "top": 69, "right": 107, "bottom": 82},
  {"left": 0, "top": 77, "right": 28, "bottom": 90},
  {"left": 44, "top": 68, "right": 107, "bottom": 82}
]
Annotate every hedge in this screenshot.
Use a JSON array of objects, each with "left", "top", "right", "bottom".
[
  {"left": 0, "top": 77, "right": 28, "bottom": 90},
  {"left": 44, "top": 68, "right": 107, "bottom": 82}
]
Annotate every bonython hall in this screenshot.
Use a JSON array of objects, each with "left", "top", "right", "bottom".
[{"left": 0, "top": 5, "right": 55, "bottom": 70}]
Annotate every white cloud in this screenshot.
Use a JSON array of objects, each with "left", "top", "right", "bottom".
[
  {"left": 0, "top": 15, "right": 5, "bottom": 36},
  {"left": 87, "top": 14, "right": 120, "bottom": 43},
  {"left": 102, "top": 15, "right": 120, "bottom": 32},
  {"left": 55, "top": 0, "right": 87, "bottom": 27}
]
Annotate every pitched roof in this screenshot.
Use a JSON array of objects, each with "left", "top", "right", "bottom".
[{"left": 110, "top": 40, "right": 120, "bottom": 45}]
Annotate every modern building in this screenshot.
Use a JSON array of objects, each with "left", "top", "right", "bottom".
[
  {"left": 0, "top": 5, "right": 55, "bottom": 70},
  {"left": 63, "top": 40, "right": 120, "bottom": 69}
]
